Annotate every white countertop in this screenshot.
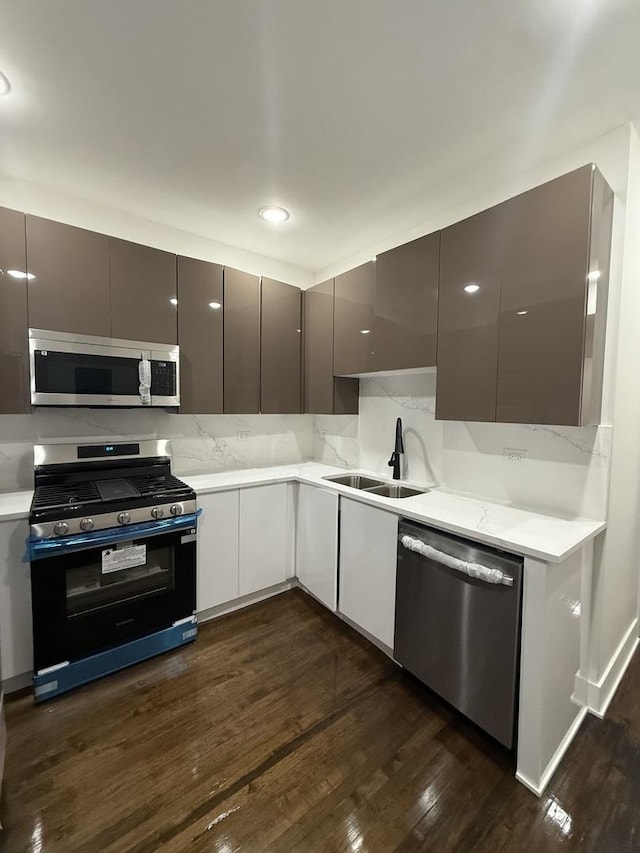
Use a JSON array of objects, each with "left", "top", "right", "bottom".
[{"left": 1, "top": 462, "right": 606, "bottom": 563}]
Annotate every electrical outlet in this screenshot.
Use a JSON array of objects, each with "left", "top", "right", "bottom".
[
  {"left": 237, "top": 431, "right": 250, "bottom": 442},
  {"left": 503, "top": 448, "right": 528, "bottom": 463}
]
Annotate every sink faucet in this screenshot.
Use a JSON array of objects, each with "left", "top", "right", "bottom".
[{"left": 388, "top": 417, "right": 404, "bottom": 480}]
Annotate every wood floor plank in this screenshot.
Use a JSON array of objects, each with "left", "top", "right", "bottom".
[{"left": 2, "top": 588, "right": 640, "bottom": 852}]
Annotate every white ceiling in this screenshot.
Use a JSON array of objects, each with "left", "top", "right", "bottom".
[{"left": 1, "top": 0, "right": 639, "bottom": 277}]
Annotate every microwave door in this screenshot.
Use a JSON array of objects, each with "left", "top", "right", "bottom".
[{"left": 31, "top": 349, "right": 146, "bottom": 406}]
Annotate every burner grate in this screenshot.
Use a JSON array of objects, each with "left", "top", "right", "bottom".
[
  {"left": 32, "top": 481, "right": 101, "bottom": 510},
  {"left": 127, "top": 473, "right": 188, "bottom": 497}
]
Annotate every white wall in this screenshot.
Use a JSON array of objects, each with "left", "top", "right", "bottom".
[
  {"left": 590, "top": 123, "right": 640, "bottom": 679},
  {"left": 0, "top": 175, "right": 313, "bottom": 288}
]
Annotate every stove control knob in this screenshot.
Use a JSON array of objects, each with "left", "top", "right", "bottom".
[
  {"left": 54, "top": 521, "right": 69, "bottom": 536},
  {"left": 117, "top": 512, "right": 131, "bottom": 525},
  {"left": 170, "top": 504, "right": 183, "bottom": 516},
  {"left": 151, "top": 506, "right": 164, "bottom": 519},
  {"left": 80, "top": 518, "right": 94, "bottom": 532}
]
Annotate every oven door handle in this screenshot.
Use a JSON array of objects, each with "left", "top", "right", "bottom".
[{"left": 25, "top": 510, "right": 202, "bottom": 562}]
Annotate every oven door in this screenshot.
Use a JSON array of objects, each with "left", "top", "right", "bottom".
[
  {"left": 30, "top": 518, "right": 197, "bottom": 672},
  {"left": 29, "top": 330, "right": 179, "bottom": 407}
]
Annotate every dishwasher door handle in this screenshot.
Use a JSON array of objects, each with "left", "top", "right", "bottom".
[{"left": 400, "top": 535, "right": 514, "bottom": 586}]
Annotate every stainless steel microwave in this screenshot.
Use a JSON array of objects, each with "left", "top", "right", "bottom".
[{"left": 29, "top": 329, "right": 180, "bottom": 407}]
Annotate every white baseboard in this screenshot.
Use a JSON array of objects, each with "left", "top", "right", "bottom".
[
  {"left": 516, "top": 705, "right": 588, "bottom": 797},
  {"left": 574, "top": 617, "right": 639, "bottom": 719}
]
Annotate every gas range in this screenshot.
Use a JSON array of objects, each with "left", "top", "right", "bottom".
[{"left": 29, "top": 440, "right": 197, "bottom": 539}]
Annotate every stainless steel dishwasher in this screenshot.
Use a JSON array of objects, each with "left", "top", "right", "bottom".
[{"left": 394, "top": 520, "right": 523, "bottom": 749}]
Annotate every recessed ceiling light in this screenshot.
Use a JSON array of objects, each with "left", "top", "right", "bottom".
[
  {"left": 464, "top": 283, "right": 480, "bottom": 294},
  {"left": 170, "top": 298, "right": 178, "bottom": 306},
  {"left": 517, "top": 310, "right": 528, "bottom": 315},
  {"left": 360, "top": 329, "right": 371, "bottom": 335},
  {"left": 7, "top": 269, "right": 35, "bottom": 280},
  {"left": 587, "top": 270, "right": 601, "bottom": 282},
  {"left": 258, "top": 206, "right": 289, "bottom": 223},
  {"left": 208, "top": 301, "right": 222, "bottom": 310},
  {"left": 0, "top": 73, "right": 10, "bottom": 96}
]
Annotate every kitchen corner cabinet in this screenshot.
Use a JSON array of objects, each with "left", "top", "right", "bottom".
[
  {"left": 338, "top": 498, "right": 398, "bottom": 648},
  {"left": 0, "top": 207, "right": 30, "bottom": 413},
  {"left": 296, "top": 483, "right": 339, "bottom": 610},
  {"left": 26, "top": 215, "right": 111, "bottom": 337},
  {"left": 238, "top": 483, "right": 292, "bottom": 596},
  {"left": 437, "top": 164, "right": 613, "bottom": 426},
  {"left": 177, "top": 256, "right": 224, "bottom": 414},
  {"left": 110, "top": 239, "right": 177, "bottom": 344},
  {"left": 261, "top": 278, "right": 302, "bottom": 413},
  {"left": 224, "top": 268, "right": 260, "bottom": 413},
  {"left": 303, "top": 279, "right": 359, "bottom": 414},
  {"left": 333, "top": 262, "right": 376, "bottom": 375},
  {"left": 197, "top": 490, "right": 240, "bottom": 610},
  {"left": 374, "top": 232, "right": 440, "bottom": 371}
]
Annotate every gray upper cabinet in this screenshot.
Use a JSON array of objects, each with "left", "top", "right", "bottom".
[
  {"left": 496, "top": 164, "right": 613, "bottom": 426},
  {"left": 26, "top": 215, "right": 111, "bottom": 337},
  {"left": 261, "top": 278, "right": 302, "bottom": 414},
  {"left": 224, "top": 267, "right": 260, "bottom": 413},
  {"left": 0, "top": 207, "right": 30, "bottom": 413},
  {"left": 373, "top": 233, "right": 440, "bottom": 371},
  {"left": 177, "top": 256, "right": 224, "bottom": 414},
  {"left": 437, "top": 164, "right": 613, "bottom": 426},
  {"left": 303, "top": 280, "right": 358, "bottom": 414},
  {"left": 333, "top": 262, "right": 376, "bottom": 375},
  {"left": 110, "top": 239, "right": 177, "bottom": 343},
  {"left": 436, "top": 203, "right": 510, "bottom": 422}
]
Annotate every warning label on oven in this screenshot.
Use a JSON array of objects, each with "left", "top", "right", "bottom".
[{"left": 102, "top": 544, "right": 147, "bottom": 574}]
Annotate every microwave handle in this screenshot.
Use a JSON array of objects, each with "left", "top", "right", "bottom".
[{"left": 139, "top": 356, "right": 152, "bottom": 405}]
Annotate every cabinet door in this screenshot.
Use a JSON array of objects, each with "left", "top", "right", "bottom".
[
  {"left": 0, "top": 520, "right": 33, "bottom": 682},
  {"left": 0, "top": 207, "right": 29, "bottom": 413},
  {"left": 110, "top": 238, "right": 177, "bottom": 343},
  {"left": 261, "top": 278, "right": 302, "bottom": 413},
  {"left": 339, "top": 498, "right": 398, "bottom": 648},
  {"left": 296, "top": 484, "right": 338, "bottom": 610},
  {"left": 26, "top": 216, "right": 111, "bottom": 337},
  {"left": 224, "top": 268, "right": 260, "bottom": 413},
  {"left": 373, "top": 233, "right": 440, "bottom": 371},
  {"left": 333, "top": 262, "right": 376, "bottom": 375},
  {"left": 177, "top": 256, "right": 224, "bottom": 414},
  {"left": 197, "top": 491, "right": 239, "bottom": 611},
  {"left": 303, "top": 280, "right": 359, "bottom": 414},
  {"left": 239, "top": 483, "right": 291, "bottom": 596},
  {"left": 497, "top": 166, "right": 594, "bottom": 425},
  {"left": 436, "top": 203, "right": 509, "bottom": 422}
]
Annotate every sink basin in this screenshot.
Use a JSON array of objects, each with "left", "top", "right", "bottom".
[
  {"left": 322, "top": 473, "right": 386, "bottom": 490},
  {"left": 366, "top": 484, "right": 428, "bottom": 499}
]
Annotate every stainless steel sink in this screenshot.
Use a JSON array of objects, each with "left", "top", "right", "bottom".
[
  {"left": 366, "top": 484, "right": 428, "bottom": 499},
  {"left": 322, "top": 473, "right": 385, "bottom": 490}
]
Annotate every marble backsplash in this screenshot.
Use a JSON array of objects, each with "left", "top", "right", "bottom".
[
  {"left": 314, "top": 373, "right": 612, "bottom": 521},
  {"left": 0, "top": 373, "right": 612, "bottom": 520},
  {"left": 0, "top": 409, "right": 313, "bottom": 491}
]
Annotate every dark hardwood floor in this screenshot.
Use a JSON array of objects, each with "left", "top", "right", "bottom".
[{"left": 2, "top": 589, "right": 639, "bottom": 852}]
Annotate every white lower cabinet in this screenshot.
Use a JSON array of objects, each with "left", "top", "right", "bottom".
[
  {"left": 296, "top": 483, "right": 339, "bottom": 610},
  {"left": 0, "top": 519, "right": 33, "bottom": 683},
  {"left": 338, "top": 498, "right": 399, "bottom": 648},
  {"left": 197, "top": 490, "right": 240, "bottom": 611},
  {"left": 239, "top": 483, "right": 292, "bottom": 596}
]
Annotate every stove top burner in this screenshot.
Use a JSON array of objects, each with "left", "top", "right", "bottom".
[
  {"left": 31, "top": 482, "right": 101, "bottom": 510},
  {"left": 96, "top": 479, "right": 140, "bottom": 501},
  {"left": 128, "top": 473, "right": 189, "bottom": 497}
]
